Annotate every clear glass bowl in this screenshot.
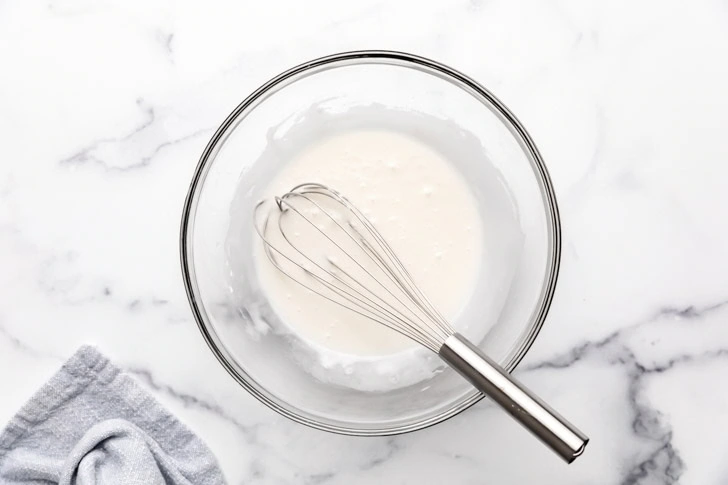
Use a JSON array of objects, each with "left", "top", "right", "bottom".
[{"left": 180, "top": 51, "right": 560, "bottom": 435}]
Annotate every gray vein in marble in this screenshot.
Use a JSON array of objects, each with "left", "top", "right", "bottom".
[
  {"left": 552, "top": 0, "right": 602, "bottom": 52},
  {"left": 621, "top": 435, "right": 682, "bottom": 485},
  {"left": 565, "top": 103, "right": 607, "bottom": 200},
  {"left": 526, "top": 300, "right": 728, "bottom": 372},
  {"left": 621, "top": 347, "right": 684, "bottom": 485},
  {"left": 0, "top": 323, "right": 64, "bottom": 362},
  {"left": 128, "top": 297, "right": 169, "bottom": 310},
  {"left": 59, "top": 99, "right": 155, "bottom": 166},
  {"left": 236, "top": 433, "right": 403, "bottom": 485},
  {"left": 27, "top": 249, "right": 190, "bottom": 328},
  {"left": 586, "top": 104, "right": 607, "bottom": 177},
  {"left": 157, "top": 31, "right": 174, "bottom": 59},
  {"left": 126, "top": 366, "right": 258, "bottom": 441},
  {"left": 655, "top": 300, "right": 728, "bottom": 320},
  {"left": 35, "top": 257, "right": 175, "bottom": 314},
  {"left": 243, "top": 460, "right": 265, "bottom": 483},
  {"left": 59, "top": 99, "right": 210, "bottom": 172},
  {"left": 523, "top": 299, "right": 728, "bottom": 483},
  {"left": 359, "top": 437, "right": 402, "bottom": 471},
  {"left": 302, "top": 472, "right": 336, "bottom": 485}
]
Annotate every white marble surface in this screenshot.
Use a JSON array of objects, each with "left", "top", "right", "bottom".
[{"left": 2, "top": 0, "right": 728, "bottom": 483}]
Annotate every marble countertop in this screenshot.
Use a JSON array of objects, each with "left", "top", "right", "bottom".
[{"left": 2, "top": 0, "right": 728, "bottom": 483}]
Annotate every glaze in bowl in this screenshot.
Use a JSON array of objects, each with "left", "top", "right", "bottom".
[{"left": 180, "top": 50, "right": 561, "bottom": 435}]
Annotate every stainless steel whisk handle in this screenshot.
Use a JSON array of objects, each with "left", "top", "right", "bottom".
[{"left": 440, "top": 333, "right": 588, "bottom": 463}]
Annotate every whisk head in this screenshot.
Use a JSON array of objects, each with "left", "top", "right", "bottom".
[{"left": 254, "top": 183, "right": 454, "bottom": 352}]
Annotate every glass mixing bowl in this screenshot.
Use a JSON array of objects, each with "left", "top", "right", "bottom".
[{"left": 180, "top": 50, "right": 560, "bottom": 435}]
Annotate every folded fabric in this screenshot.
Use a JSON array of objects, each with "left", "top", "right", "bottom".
[{"left": 0, "top": 346, "right": 225, "bottom": 484}]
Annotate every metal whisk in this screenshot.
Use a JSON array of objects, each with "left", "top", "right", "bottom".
[{"left": 254, "top": 182, "right": 588, "bottom": 462}]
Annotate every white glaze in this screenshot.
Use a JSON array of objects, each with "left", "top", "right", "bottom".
[{"left": 255, "top": 130, "right": 484, "bottom": 357}]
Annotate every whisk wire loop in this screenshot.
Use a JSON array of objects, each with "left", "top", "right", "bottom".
[
  {"left": 253, "top": 184, "right": 449, "bottom": 351},
  {"left": 275, "top": 189, "right": 451, "bottom": 343}
]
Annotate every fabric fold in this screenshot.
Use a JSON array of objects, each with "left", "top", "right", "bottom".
[{"left": 0, "top": 346, "right": 225, "bottom": 485}]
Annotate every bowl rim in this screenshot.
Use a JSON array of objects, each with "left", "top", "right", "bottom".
[{"left": 180, "top": 49, "right": 562, "bottom": 436}]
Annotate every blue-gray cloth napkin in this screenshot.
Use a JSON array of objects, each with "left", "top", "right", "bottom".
[{"left": 0, "top": 346, "right": 225, "bottom": 484}]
